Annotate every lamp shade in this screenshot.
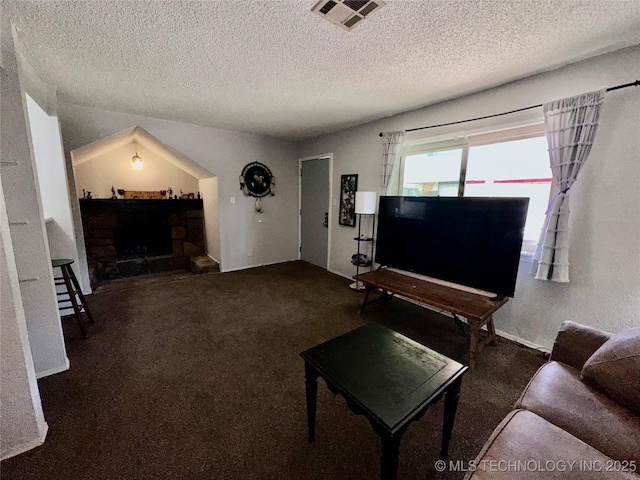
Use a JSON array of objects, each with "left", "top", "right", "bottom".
[{"left": 355, "top": 191, "right": 376, "bottom": 214}]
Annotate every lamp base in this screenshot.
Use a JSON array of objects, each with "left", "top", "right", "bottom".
[{"left": 349, "top": 281, "right": 366, "bottom": 292}]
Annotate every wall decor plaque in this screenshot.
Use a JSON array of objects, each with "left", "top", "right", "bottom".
[
  {"left": 339, "top": 174, "right": 358, "bottom": 227},
  {"left": 122, "top": 190, "right": 165, "bottom": 199},
  {"left": 239, "top": 162, "right": 275, "bottom": 198}
]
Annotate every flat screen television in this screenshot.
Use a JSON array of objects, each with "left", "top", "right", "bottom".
[{"left": 375, "top": 196, "right": 529, "bottom": 298}]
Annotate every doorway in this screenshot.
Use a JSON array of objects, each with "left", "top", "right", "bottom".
[{"left": 299, "top": 155, "right": 332, "bottom": 269}]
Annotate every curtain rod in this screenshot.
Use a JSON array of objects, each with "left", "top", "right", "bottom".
[{"left": 378, "top": 79, "right": 640, "bottom": 137}]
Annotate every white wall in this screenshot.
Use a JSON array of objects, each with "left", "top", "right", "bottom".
[
  {"left": 59, "top": 104, "right": 300, "bottom": 272},
  {"left": 1, "top": 24, "right": 69, "bottom": 378},
  {"left": 0, "top": 177, "right": 48, "bottom": 460},
  {"left": 298, "top": 45, "right": 640, "bottom": 349},
  {"left": 200, "top": 176, "right": 221, "bottom": 262},
  {"left": 25, "top": 94, "right": 84, "bottom": 291},
  {"left": 74, "top": 142, "right": 199, "bottom": 199},
  {"left": 9, "top": 29, "right": 91, "bottom": 296}
]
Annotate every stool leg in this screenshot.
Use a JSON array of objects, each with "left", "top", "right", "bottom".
[
  {"left": 61, "top": 265, "right": 87, "bottom": 339},
  {"left": 68, "top": 265, "right": 94, "bottom": 324}
]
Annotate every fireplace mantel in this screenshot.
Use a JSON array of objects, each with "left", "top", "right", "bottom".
[{"left": 79, "top": 198, "right": 203, "bottom": 213}]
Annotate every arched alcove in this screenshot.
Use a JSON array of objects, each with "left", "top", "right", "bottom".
[{"left": 70, "top": 126, "right": 220, "bottom": 282}]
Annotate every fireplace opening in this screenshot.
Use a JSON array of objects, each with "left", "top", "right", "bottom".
[
  {"left": 80, "top": 199, "right": 209, "bottom": 281},
  {"left": 114, "top": 226, "right": 172, "bottom": 260}
]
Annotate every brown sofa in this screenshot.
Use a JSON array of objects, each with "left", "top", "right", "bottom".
[{"left": 466, "top": 321, "right": 640, "bottom": 479}]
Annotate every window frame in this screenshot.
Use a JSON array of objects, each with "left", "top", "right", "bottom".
[
  {"left": 398, "top": 123, "right": 552, "bottom": 256},
  {"left": 399, "top": 143, "right": 469, "bottom": 197}
]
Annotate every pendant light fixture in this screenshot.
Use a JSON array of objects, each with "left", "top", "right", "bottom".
[{"left": 132, "top": 151, "right": 143, "bottom": 169}]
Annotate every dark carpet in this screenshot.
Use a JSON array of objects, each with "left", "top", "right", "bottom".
[{"left": 2, "top": 261, "right": 545, "bottom": 480}]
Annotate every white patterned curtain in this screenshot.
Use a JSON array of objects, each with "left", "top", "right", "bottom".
[
  {"left": 381, "top": 131, "right": 405, "bottom": 195},
  {"left": 533, "top": 89, "right": 606, "bottom": 282}
]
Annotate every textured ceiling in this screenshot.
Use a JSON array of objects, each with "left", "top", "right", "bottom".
[{"left": 5, "top": 1, "right": 640, "bottom": 140}]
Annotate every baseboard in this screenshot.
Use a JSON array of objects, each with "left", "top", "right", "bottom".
[
  {"left": 35, "top": 356, "right": 70, "bottom": 379},
  {"left": 369, "top": 294, "right": 550, "bottom": 353},
  {"left": 0, "top": 422, "right": 48, "bottom": 461},
  {"left": 221, "top": 262, "right": 263, "bottom": 273},
  {"left": 221, "top": 259, "right": 298, "bottom": 273},
  {"left": 262, "top": 259, "right": 298, "bottom": 268},
  {"left": 495, "top": 329, "right": 548, "bottom": 352},
  {"left": 328, "top": 269, "right": 353, "bottom": 281},
  {"left": 206, "top": 254, "right": 220, "bottom": 264}
]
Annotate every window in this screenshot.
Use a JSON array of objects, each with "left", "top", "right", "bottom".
[
  {"left": 400, "top": 126, "right": 552, "bottom": 254},
  {"left": 402, "top": 147, "right": 464, "bottom": 197}
]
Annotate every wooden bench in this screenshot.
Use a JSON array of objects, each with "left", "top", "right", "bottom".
[{"left": 353, "top": 269, "right": 508, "bottom": 368}]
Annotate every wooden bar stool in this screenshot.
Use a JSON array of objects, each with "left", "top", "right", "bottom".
[{"left": 52, "top": 259, "right": 94, "bottom": 338}]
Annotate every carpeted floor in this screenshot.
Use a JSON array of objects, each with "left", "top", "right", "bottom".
[{"left": 2, "top": 261, "right": 545, "bottom": 480}]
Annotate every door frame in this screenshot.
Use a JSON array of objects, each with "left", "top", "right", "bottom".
[{"left": 298, "top": 153, "right": 333, "bottom": 270}]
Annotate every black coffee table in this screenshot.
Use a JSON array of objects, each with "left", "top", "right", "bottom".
[{"left": 300, "top": 322, "right": 468, "bottom": 480}]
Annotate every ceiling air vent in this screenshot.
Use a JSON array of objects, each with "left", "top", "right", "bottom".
[{"left": 312, "top": 0, "right": 387, "bottom": 32}]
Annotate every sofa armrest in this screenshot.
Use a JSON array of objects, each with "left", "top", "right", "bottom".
[{"left": 550, "top": 321, "right": 612, "bottom": 370}]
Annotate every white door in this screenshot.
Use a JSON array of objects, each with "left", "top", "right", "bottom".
[{"left": 300, "top": 157, "right": 330, "bottom": 269}]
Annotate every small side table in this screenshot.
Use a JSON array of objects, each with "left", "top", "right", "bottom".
[
  {"left": 52, "top": 258, "right": 94, "bottom": 338},
  {"left": 301, "top": 322, "right": 468, "bottom": 480}
]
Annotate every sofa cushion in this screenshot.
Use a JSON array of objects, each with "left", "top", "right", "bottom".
[
  {"left": 582, "top": 327, "right": 640, "bottom": 414},
  {"left": 515, "top": 361, "right": 640, "bottom": 464},
  {"left": 465, "top": 410, "right": 639, "bottom": 480},
  {"left": 550, "top": 320, "right": 612, "bottom": 370}
]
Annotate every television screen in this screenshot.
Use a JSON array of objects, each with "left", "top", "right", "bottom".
[{"left": 375, "top": 196, "right": 529, "bottom": 298}]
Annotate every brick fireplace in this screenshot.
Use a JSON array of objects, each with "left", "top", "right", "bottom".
[{"left": 79, "top": 199, "right": 205, "bottom": 281}]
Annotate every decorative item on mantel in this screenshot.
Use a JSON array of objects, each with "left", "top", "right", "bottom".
[
  {"left": 94, "top": 188, "right": 202, "bottom": 201},
  {"left": 239, "top": 162, "right": 275, "bottom": 213},
  {"left": 120, "top": 190, "right": 166, "bottom": 199},
  {"left": 350, "top": 191, "right": 377, "bottom": 291}
]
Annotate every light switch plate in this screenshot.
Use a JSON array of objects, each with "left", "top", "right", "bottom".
[{"left": 230, "top": 196, "right": 236, "bottom": 204}]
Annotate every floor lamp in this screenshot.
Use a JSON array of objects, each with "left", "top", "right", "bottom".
[{"left": 351, "top": 191, "right": 377, "bottom": 291}]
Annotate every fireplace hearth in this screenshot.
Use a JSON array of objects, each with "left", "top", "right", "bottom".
[{"left": 80, "top": 199, "right": 205, "bottom": 281}]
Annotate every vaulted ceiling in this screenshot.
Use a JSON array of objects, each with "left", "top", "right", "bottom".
[
  {"left": 71, "top": 126, "right": 213, "bottom": 179},
  {"left": 5, "top": 1, "right": 640, "bottom": 140}
]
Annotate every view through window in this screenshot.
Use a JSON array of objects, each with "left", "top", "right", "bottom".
[{"left": 401, "top": 129, "right": 552, "bottom": 253}]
